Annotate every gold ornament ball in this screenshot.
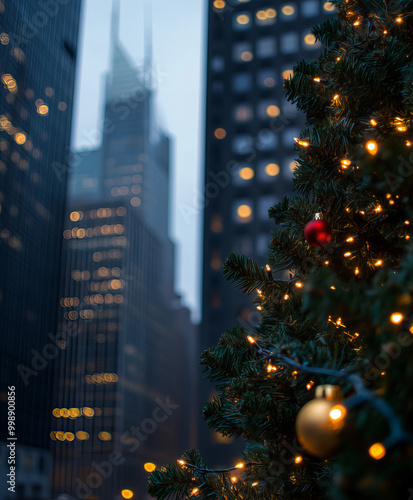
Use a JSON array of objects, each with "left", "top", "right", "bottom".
[{"left": 296, "top": 385, "right": 346, "bottom": 457}]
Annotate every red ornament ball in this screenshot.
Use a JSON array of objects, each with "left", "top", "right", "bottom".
[{"left": 304, "top": 219, "right": 333, "bottom": 247}]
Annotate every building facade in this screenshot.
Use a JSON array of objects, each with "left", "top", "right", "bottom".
[
  {"left": 201, "top": 0, "right": 337, "bottom": 465},
  {"left": 52, "top": 20, "right": 196, "bottom": 500},
  {"left": 0, "top": 1, "right": 81, "bottom": 499}
]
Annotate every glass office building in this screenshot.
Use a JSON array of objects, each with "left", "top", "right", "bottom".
[
  {"left": 0, "top": 1, "right": 81, "bottom": 499},
  {"left": 201, "top": 0, "right": 337, "bottom": 465},
  {"left": 52, "top": 17, "right": 197, "bottom": 500}
]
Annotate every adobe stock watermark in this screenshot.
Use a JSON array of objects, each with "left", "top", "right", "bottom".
[
  {"left": 3, "top": 0, "right": 72, "bottom": 49},
  {"left": 52, "top": 64, "right": 169, "bottom": 183},
  {"left": 179, "top": 113, "right": 294, "bottom": 223},
  {"left": 17, "top": 323, "right": 80, "bottom": 386},
  {"left": 75, "top": 396, "right": 180, "bottom": 499}
]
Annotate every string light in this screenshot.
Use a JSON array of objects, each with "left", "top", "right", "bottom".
[
  {"left": 231, "top": 477, "right": 237, "bottom": 483},
  {"left": 190, "top": 488, "right": 199, "bottom": 496},
  {"left": 344, "top": 252, "right": 352, "bottom": 257},
  {"left": 266, "top": 264, "right": 271, "bottom": 271},
  {"left": 247, "top": 336, "right": 256, "bottom": 344},
  {"left": 355, "top": 267, "right": 360, "bottom": 275},
  {"left": 294, "top": 456, "right": 303, "bottom": 464},
  {"left": 370, "top": 119, "right": 377, "bottom": 126},
  {"left": 333, "top": 94, "right": 340, "bottom": 100},
  {"left": 341, "top": 159, "right": 351, "bottom": 168},
  {"left": 330, "top": 286, "right": 336, "bottom": 290},
  {"left": 374, "top": 260, "right": 383, "bottom": 266},
  {"left": 295, "top": 282, "right": 303, "bottom": 288},
  {"left": 366, "top": 140, "right": 378, "bottom": 155},
  {"left": 235, "top": 463, "right": 244, "bottom": 469},
  {"left": 383, "top": 29, "right": 388, "bottom": 34},
  {"left": 177, "top": 460, "right": 186, "bottom": 466},
  {"left": 313, "top": 77, "right": 321, "bottom": 82},
  {"left": 390, "top": 313, "right": 404, "bottom": 324},
  {"left": 405, "top": 221, "right": 410, "bottom": 225},
  {"left": 346, "top": 237, "right": 354, "bottom": 242},
  {"left": 324, "top": 260, "right": 330, "bottom": 265},
  {"left": 406, "top": 141, "right": 412, "bottom": 147},
  {"left": 395, "top": 17, "right": 402, "bottom": 23},
  {"left": 369, "top": 442, "right": 386, "bottom": 460},
  {"left": 294, "top": 137, "right": 310, "bottom": 147},
  {"left": 257, "top": 305, "right": 263, "bottom": 311},
  {"left": 252, "top": 482, "right": 258, "bottom": 487},
  {"left": 329, "top": 405, "right": 347, "bottom": 422},
  {"left": 336, "top": 56, "right": 341, "bottom": 61},
  {"left": 284, "top": 294, "right": 290, "bottom": 300}
]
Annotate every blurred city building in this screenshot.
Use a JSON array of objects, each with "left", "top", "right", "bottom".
[
  {"left": 51, "top": 3, "right": 197, "bottom": 500},
  {"left": 0, "top": 1, "right": 81, "bottom": 499},
  {"left": 201, "top": 0, "right": 337, "bottom": 465}
]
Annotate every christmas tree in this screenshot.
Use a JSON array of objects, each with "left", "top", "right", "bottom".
[{"left": 148, "top": 0, "right": 413, "bottom": 498}]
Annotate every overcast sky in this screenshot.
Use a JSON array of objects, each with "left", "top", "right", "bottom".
[{"left": 72, "top": 0, "right": 204, "bottom": 321}]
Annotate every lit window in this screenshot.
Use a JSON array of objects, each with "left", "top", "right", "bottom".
[
  {"left": 211, "top": 250, "right": 222, "bottom": 270},
  {"left": 255, "top": 8, "right": 277, "bottom": 26},
  {"left": 257, "top": 68, "right": 277, "bottom": 88},
  {"left": 233, "top": 135, "right": 254, "bottom": 155},
  {"left": 214, "top": 127, "right": 226, "bottom": 139},
  {"left": 234, "top": 104, "right": 254, "bottom": 122},
  {"left": 259, "top": 162, "right": 280, "bottom": 179},
  {"left": 233, "top": 163, "right": 254, "bottom": 186},
  {"left": 286, "top": 158, "right": 299, "bottom": 176},
  {"left": 281, "top": 4, "right": 297, "bottom": 19},
  {"left": 301, "top": 0, "right": 319, "bottom": 17},
  {"left": 281, "top": 33, "right": 299, "bottom": 54},
  {"left": 239, "top": 166, "right": 254, "bottom": 180},
  {"left": 304, "top": 32, "right": 321, "bottom": 49},
  {"left": 37, "top": 104, "right": 49, "bottom": 115},
  {"left": 233, "top": 12, "right": 252, "bottom": 30},
  {"left": 14, "top": 132, "right": 26, "bottom": 145},
  {"left": 0, "top": 33, "right": 9, "bottom": 45},
  {"left": 211, "top": 56, "right": 225, "bottom": 72},
  {"left": 256, "top": 37, "right": 276, "bottom": 58},
  {"left": 323, "top": 2, "right": 336, "bottom": 13},
  {"left": 213, "top": 0, "right": 226, "bottom": 10},
  {"left": 241, "top": 51, "right": 253, "bottom": 62},
  {"left": 234, "top": 200, "right": 253, "bottom": 223},
  {"left": 257, "top": 99, "right": 280, "bottom": 120},
  {"left": 130, "top": 197, "right": 141, "bottom": 207},
  {"left": 98, "top": 431, "right": 112, "bottom": 441},
  {"left": 257, "top": 129, "right": 278, "bottom": 151},
  {"left": 233, "top": 73, "right": 252, "bottom": 93},
  {"left": 282, "top": 68, "right": 294, "bottom": 79},
  {"left": 233, "top": 42, "right": 253, "bottom": 63},
  {"left": 211, "top": 214, "right": 223, "bottom": 233}
]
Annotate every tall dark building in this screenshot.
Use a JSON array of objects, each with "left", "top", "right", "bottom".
[
  {"left": 52, "top": 6, "right": 197, "bottom": 500},
  {"left": 201, "top": 0, "right": 337, "bottom": 464},
  {"left": 0, "top": 1, "right": 81, "bottom": 499}
]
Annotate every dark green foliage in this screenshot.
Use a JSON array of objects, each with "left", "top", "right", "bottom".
[{"left": 149, "top": 1, "right": 413, "bottom": 498}]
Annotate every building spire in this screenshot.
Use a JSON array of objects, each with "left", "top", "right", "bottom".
[
  {"left": 144, "top": 0, "right": 153, "bottom": 87},
  {"left": 110, "top": 0, "right": 120, "bottom": 69}
]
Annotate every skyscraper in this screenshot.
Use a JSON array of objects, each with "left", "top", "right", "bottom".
[
  {"left": 0, "top": 1, "right": 81, "bottom": 499},
  {"left": 201, "top": 0, "right": 337, "bottom": 465},
  {"left": 52, "top": 5, "right": 196, "bottom": 499}
]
